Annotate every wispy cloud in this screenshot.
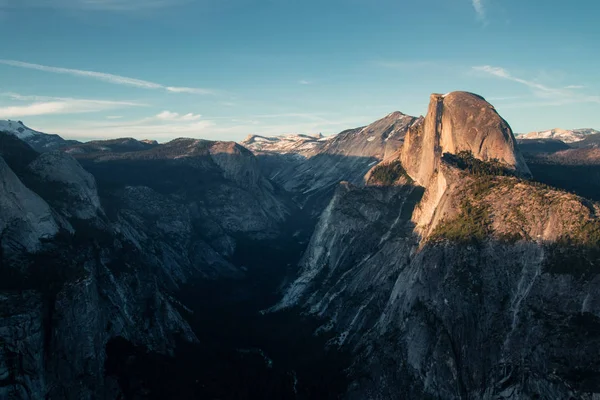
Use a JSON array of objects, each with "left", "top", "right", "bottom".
[
  {"left": 299, "top": 80, "right": 311, "bottom": 85},
  {"left": 473, "top": 65, "right": 600, "bottom": 106},
  {"left": 472, "top": 0, "right": 486, "bottom": 22},
  {"left": 565, "top": 85, "right": 585, "bottom": 89},
  {"left": 41, "top": 110, "right": 370, "bottom": 142},
  {"left": 155, "top": 110, "right": 202, "bottom": 121},
  {"left": 473, "top": 65, "right": 557, "bottom": 93},
  {"left": 0, "top": 59, "right": 213, "bottom": 94},
  {"left": 106, "top": 115, "right": 124, "bottom": 119},
  {"left": 53, "top": 119, "right": 215, "bottom": 142},
  {"left": 0, "top": 92, "right": 144, "bottom": 118}
]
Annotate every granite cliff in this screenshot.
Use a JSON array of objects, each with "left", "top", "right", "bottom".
[
  {"left": 276, "top": 92, "right": 600, "bottom": 399},
  {"left": 2, "top": 91, "right": 600, "bottom": 399},
  {"left": 0, "top": 132, "right": 293, "bottom": 399}
]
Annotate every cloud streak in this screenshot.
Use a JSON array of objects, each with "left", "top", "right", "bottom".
[
  {"left": 472, "top": 0, "right": 485, "bottom": 21},
  {"left": 155, "top": 110, "right": 202, "bottom": 121},
  {"left": 0, "top": 92, "right": 144, "bottom": 118},
  {"left": 0, "top": 59, "right": 213, "bottom": 95},
  {"left": 473, "top": 65, "right": 600, "bottom": 106},
  {"left": 473, "top": 65, "right": 557, "bottom": 93}
]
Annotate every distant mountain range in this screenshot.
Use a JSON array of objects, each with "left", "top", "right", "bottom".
[
  {"left": 2, "top": 95, "right": 600, "bottom": 399},
  {"left": 518, "top": 127, "right": 600, "bottom": 143},
  {"left": 0, "top": 120, "right": 80, "bottom": 152}
]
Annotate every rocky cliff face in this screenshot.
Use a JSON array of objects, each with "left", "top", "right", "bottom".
[
  {"left": 242, "top": 112, "right": 419, "bottom": 216},
  {"left": 277, "top": 92, "right": 600, "bottom": 399},
  {"left": 0, "top": 155, "right": 62, "bottom": 254},
  {"left": 3, "top": 91, "right": 600, "bottom": 399},
  {"left": 0, "top": 133, "right": 294, "bottom": 399},
  {"left": 401, "top": 92, "right": 530, "bottom": 187}
]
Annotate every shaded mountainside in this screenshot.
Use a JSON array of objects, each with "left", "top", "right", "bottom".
[
  {"left": 518, "top": 132, "right": 600, "bottom": 202},
  {"left": 242, "top": 112, "right": 420, "bottom": 217},
  {"left": 0, "top": 133, "right": 319, "bottom": 399},
  {"left": 277, "top": 92, "right": 600, "bottom": 399},
  {"left": 2, "top": 90, "right": 600, "bottom": 400}
]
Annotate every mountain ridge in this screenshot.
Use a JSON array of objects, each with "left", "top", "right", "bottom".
[
  {"left": 275, "top": 91, "right": 600, "bottom": 399},
  {"left": 2, "top": 92, "right": 600, "bottom": 399}
]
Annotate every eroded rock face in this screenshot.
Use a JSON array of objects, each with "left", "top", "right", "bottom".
[
  {"left": 279, "top": 171, "right": 600, "bottom": 399},
  {"left": 0, "top": 134, "right": 293, "bottom": 398},
  {"left": 278, "top": 92, "right": 600, "bottom": 399},
  {"left": 0, "top": 292, "right": 45, "bottom": 400},
  {"left": 402, "top": 92, "right": 530, "bottom": 187},
  {"left": 243, "top": 112, "right": 419, "bottom": 218},
  {"left": 28, "top": 151, "right": 103, "bottom": 220},
  {"left": 0, "top": 156, "right": 60, "bottom": 254}
]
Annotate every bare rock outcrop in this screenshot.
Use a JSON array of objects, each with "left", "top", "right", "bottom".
[
  {"left": 277, "top": 91, "right": 600, "bottom": 399},
  {"left": 401, "top": 92, "right": 530, "bottom": 187},
  {"left": 28, "top": 151, "right": 103, "bottom": 220},
  {"left": 0, "top": 156, "right": 60, "bottom": 253}
]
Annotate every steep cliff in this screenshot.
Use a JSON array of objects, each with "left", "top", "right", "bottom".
[
  {"left": 0, "top": 156, "right": 61, "bottom": 254},
  {"left": 0, "top": 135, "right": 295, "bottom": 399},
  {"left": 401, "top": 92, "right": 530, "bottom": 188},
  {"left": 243, "top": 112, "right": 420, "bottom": 216},
  {"left": 277, "top": 92, "right": 600, "bottom": 399}
]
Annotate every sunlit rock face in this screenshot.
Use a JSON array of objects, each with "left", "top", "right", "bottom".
[
  {"left": 401, "top": 91, "right": 530, "bottom": 188},
  {"left": 278, "top": 92, "right": 600, "bottom": 399},
  {"left": 2, "top": 90, "right": 600, "bottom": 399}
]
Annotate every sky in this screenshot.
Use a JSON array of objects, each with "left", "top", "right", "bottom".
[{"left": 0, "top": 0, "right": 598, "bottom": 142}]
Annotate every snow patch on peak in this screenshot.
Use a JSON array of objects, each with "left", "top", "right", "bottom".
[
  {"left": 519, "top": 128, "right": 600, "bottom": 143},
  {"left": 0, "top": 120, "right": 40, "bottom": 140}
]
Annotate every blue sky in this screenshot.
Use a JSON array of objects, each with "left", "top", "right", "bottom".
[{"left": 0, "top": 0, "right": 598, "bottom": 142}]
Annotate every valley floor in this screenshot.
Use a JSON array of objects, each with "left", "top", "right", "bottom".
[{"left": 105, "top": 237, "right": 352, "bottom": 400}]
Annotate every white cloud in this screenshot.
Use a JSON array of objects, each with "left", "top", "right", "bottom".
[
  {"left": 473, "top": 65, "right": 557, "bottom": 93},
  {"left": 40, "top": 110, "right": 370, "bottom": 143},
  {"left": 0, "top": 102, "right": 67, "bottom": 118},
  {"left": 106, "top": 115, "right": 123, "bottom": 119},
  {"left": 0, "top": 59, "right": 213, "bottom": 95},
  {"left": 473, "top": 65, "right": 600, "bottom": 106},
  {"left": 565, "top": 85, "right": 585, "bottom": 89},
  {"left": 155, "top": 110, "right": 202, "bottom": 121},
  {"left": 0, "top": 92, "right": 144, "bottom": 118},
  {"left": 299, "top": 80, "right": 311, "bottom": 85},
  {"left": 472, "top": 0, "right": 486, "bottom": 21},
  {"left": 50, "top": 119, "right": 215, "bottom": 142}
]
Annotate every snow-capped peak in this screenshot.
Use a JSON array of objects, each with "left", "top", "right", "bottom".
[
  {"left": 519, "top": 128, "right": 600, "bottom": 143},
  {"left": 0, "top": 120, "right": 40, "bottom": 140}
]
